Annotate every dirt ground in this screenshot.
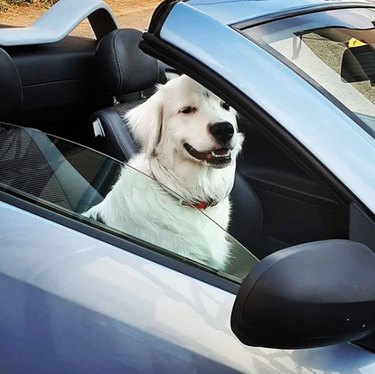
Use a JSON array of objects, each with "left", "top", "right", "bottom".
[{"left": 0, "top": 0, "right": 162, "bottom": 35}]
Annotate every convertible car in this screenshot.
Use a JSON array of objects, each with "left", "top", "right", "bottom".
[{"left": 0, "top": 0, "right": 375, "bottom": 372}]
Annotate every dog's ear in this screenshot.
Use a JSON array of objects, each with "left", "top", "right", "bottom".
[
  {"left": 165, "top": 71, "right": 180, "bottom": 81},
  {"left": 125, "top": 90, "right": 163, "bottom": 157}
]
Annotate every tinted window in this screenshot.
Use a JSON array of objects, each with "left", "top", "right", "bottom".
[
  {"left": 0, "top": 124, "right": 257, "bottom": 283},
  {"left": 242, "top": 8, "right": 375, "bottom": 138}
]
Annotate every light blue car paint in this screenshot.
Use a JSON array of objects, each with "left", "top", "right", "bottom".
[
  {"left": 1, "top": 202, "right": 375, "bottom": 373},
  {"left": 186, "top": 0, "right": 374, "bottom": 25}
]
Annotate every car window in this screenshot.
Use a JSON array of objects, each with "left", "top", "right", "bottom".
[
  {"left": 242, "top": 7, "right": 375, "bottom": 139},
  {"left": 0, "top": 123, "right": 257, "bottom": 283}
]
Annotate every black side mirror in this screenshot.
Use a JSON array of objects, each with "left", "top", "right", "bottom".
[
  {"left": 341, "top": 44, "right": 375, "bottom": 83},
  {"left": 231, "top": 240, "right": 375, "bottom": 349}
]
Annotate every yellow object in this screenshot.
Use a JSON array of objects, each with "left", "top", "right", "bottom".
[{"left": 348, "top": 38, "right": 366, "bottom": 48}]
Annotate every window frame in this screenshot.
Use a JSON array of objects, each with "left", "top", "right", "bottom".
[{"left": 239, "top": 7, "right": 375, "bottom": 140}]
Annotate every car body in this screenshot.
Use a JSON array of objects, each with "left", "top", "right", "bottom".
[{"left": 0, "top": 0, "right": 374, "bottom": 373}]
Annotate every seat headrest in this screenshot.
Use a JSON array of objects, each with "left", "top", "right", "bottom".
[
  {"left": 0, "top": 48, "right": 23, "bottom": 120},
  {"left": 95, "top": 29, "right": 160, "bottom": 97}
]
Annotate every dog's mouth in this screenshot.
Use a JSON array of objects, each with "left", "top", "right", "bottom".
[{"left": 183, "top": 143, "right": 231, "bottom": 167}]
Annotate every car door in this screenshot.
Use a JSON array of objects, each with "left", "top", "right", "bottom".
[
  {"left": 138, "top": 0, "right": 375, "bottom": 365},
  {"left": 0, "top": 123, "right": 258, "bottom": 373},
  {"left": 0, "top": 201, "right": 248, "bottom": 373},
  {"left": 1, "top": 124, "right": 375, "bottom": 373}
]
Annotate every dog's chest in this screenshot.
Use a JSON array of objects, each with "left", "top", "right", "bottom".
[{"left": 109, "top": 174, "right": 231, "bottom": 267}]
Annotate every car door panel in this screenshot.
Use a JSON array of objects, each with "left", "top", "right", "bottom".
[
  {"left": 0, "top": 203, "right": 251, "bottom": 373},
  {"left": 1, "top": 202, "right": 374, "bottom": 373},
  {"left": 238, "top": 119, "right": 348, "bottom": 247}
]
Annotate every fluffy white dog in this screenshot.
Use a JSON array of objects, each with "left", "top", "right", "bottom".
[{"left": 85, "top": 75, "right": 244, "bottom": 269}]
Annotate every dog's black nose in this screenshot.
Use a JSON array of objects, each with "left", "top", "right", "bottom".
[{"left": 210, "top": 122, "right": 234, "bottom": 145}]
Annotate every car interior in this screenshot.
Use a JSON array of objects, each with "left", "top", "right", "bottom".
[{"left": 0, "top": 13, "right": 350, "bottom": 263}]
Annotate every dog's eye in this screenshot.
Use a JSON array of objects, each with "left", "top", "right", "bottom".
[
  {"left": 221, "top": 102, "right": 230, "bottom": 111},
  {"left": 179, "top": 106, "right": 196, "bottom": 114}
]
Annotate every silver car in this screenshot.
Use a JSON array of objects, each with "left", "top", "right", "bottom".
[{"left": 0, "top": 0, "right": 374, "bottom": 372}]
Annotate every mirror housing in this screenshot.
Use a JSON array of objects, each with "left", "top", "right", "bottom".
[
  {"left": 231, "top": 240, "right": 375, "bottom": 349},
  {"left": 341, "top": 44, "right": 375, "bottom": 83}
]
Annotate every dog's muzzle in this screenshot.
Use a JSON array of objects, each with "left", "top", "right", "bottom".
[
  {"left": 183, "top": 143, "right": 232, "bottom": 168},
  {"left": 183, "top": 122, "right": 237, "bottom": 168}
]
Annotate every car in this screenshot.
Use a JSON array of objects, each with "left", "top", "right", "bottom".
[{"left": 0, "top": 0, "right": 374, "bottom": 372}]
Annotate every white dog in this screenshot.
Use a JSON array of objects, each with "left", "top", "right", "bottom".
[{"left": 85, "top": 75, "right": 244, "bottom": 269}]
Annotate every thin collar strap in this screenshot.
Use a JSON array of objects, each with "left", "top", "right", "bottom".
[{"left": 150, "top": 171, "right": 218, "bottom": 210}]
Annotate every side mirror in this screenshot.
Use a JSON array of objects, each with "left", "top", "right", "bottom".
[
  {"left": 341, "top": 44, "right": 375, "bottom": 83},
  {"left": 231, "top": 240, "right": 375, "bottom": 349}
]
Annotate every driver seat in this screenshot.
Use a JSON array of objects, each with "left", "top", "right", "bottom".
[{"left": 88, "top": 28, "right": 163, "bottom": 160}]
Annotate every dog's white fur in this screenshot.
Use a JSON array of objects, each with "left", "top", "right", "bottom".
[{"left": 85, "top": 75, "right": 243, "bottom": 269}]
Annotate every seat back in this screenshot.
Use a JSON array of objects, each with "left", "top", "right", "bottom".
[
  {"left": 0, "top": 48, "right": 23, "bottom": 121},
  {"left": 229, "top": 173, "right": 263, "bottom": 254},
  {"left": 88, "top": 28, "right": 161, "bottom": 160},
  {"left": 95, "top": 29, "right": 161, "bottom": 99}
]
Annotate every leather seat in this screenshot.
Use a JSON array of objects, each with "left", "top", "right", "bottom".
[
  {"left": 87, "top": 29, "right": 265, "bottom": 257},
  {"left": 0, "top": 48, "right": 104, "bottom": 213},
  {"left": 0, "top": 48, "right": 23, "bottom": 121},
  {"left": 88, "top": 29, "right": 162, "bottom": 160}
]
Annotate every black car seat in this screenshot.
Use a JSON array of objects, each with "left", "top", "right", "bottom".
[
  {"left": 0, "top": 48, "right": 104, "bottom": 213},
  {"left": 88, "top": 30, "right": 265, "bottom": 257},
  {"left": 88, "top": 29, "right": 162, "bottom": 161},
  {"left": 0, "top": 48, "right": 23, "bottom": 122}
]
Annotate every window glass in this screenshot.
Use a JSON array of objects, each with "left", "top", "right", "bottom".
[
  {"left": 242, "top": 8, "right": 375, "bottom": 139},
  {"left": 0, "top": 124, "right": 257, "bottom": 283}
]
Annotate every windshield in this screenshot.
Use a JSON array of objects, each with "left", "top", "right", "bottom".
[
  {"left": 242, "top": 7, "right": 375, "bottom": 139},
  {"left": 0, "top": 123, "right": 257, "bottom": 283}
]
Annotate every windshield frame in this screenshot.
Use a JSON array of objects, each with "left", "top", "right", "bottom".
[{"left": 238, "top": 6, "right": 375, "bottom": 140}]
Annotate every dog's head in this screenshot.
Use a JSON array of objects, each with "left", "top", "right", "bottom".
[{"left": 126, "top": 75, "right": 243, "bottom": 170}]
